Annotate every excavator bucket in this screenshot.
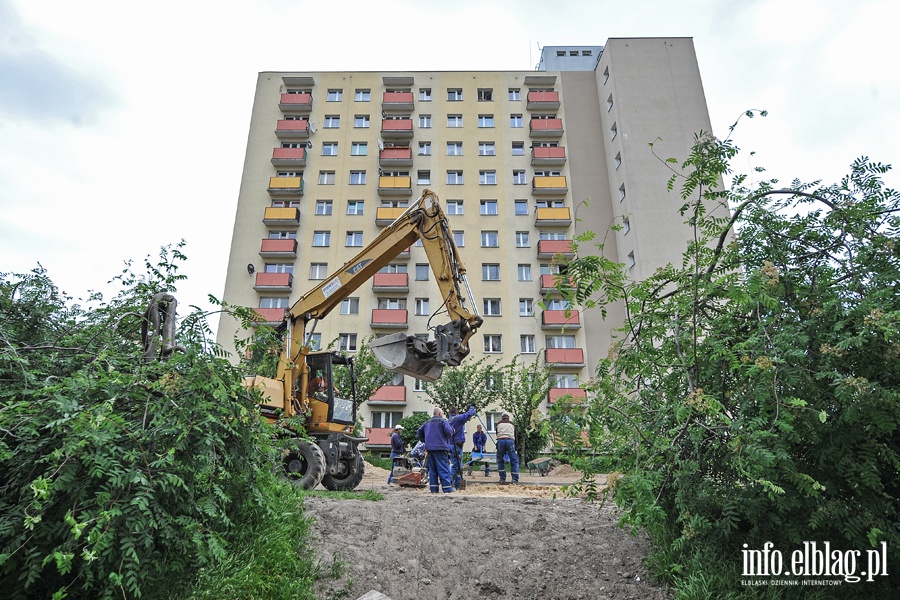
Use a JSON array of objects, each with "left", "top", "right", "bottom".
[{"left": 370, "top": 332, "right": 444, "bottom": 382}]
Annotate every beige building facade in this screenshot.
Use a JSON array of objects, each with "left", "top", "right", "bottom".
[{"left": 217, "top": 38, "right": 716, "bottom": 452}]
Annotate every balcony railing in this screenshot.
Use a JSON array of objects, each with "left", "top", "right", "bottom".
[
  {"left": 371, "top": 308, "right": 409, "bottom": 328},
  {"left": 262, "top": 207, "right": 300, "bottom": 227},
  {"left": 382, "top": 91, "right": 414, "bottom": 112},
  {"left": 278, "top": 93, "right": 313, "bottom": 112},
  {"left": 529, "top": 118, "right": 564, "bottom": 138},
  {"left": 275, "top": 119, "right": 310, "bottom": 139},
  {"left": 537, "top": 239, "right": 574, "bottom": 259},
  {"left": 540, "top": 273, "right": 575, "bottom": 294},
  {"left": 253, "top": 272, "right": 293, "bottom": 292},
  {"left": 548, "top": 388, "right": 587, "bottom": 404},
  {"left": 363, "top": 427, "right": 393, "bottom": 447},
  {"left": 271, "top": 147, "right": 307, "bottom": 167},
  {"left": 533, "top": 175, "right": 568, "bottom": 195},
  {"left": 531, "top": 146, "right": 566, "bottom": 166},
  {"left": 372, "top": 272, "right": 409, "bottom": 292},
  {"left": 377, "top": 176, "right": 412, "bottom": 196},
  {"left": 369, "top": 385, "right": 407, "bottom": 404},
  {"left": 534, "top": 207, "right": 572, "bottom": 226},
  {"left": 545, "top": 348, "right": 585, "bottom": 367},
  {"left": 252, "top": 307, "right": 287, "bottom": 326},
  {"left": 267, "top": 176, "right": 304, "bottom": 196},
  {"left": 259, "top": 238, "right": 298, "bottom": 258},
  {"left": 381, "top": 118, "right": 414, "bottom": 139},
  {"left": 375, "top": 206, "right": 407, "bottom": 226},
  {"left": 379, "top": 146, "right": 413, "bottom": 167},
  {"left": 541, "top": 309, "right": 581, "bottom": 329},
  {"left": 527, "top": 90, "right": 560, "bottom": 110}
]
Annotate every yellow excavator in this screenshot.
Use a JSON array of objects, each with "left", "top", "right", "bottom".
[{"left": 243, "top": 189, "right": 483, "bottom": 490}]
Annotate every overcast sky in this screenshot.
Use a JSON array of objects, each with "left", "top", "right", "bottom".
[{"left": 1, "top": 0, "right": 896, "bottom": 328}]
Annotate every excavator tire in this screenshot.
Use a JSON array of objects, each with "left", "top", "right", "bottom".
[
  {"left": 321, "top": 449, "right": 365, "bottom": 491},
  {"left": 281, "top": 440, "right": 326, "bottom": 490}
]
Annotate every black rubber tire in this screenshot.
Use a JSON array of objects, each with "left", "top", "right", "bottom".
[
  {"left": 281, "top": 440, "right": 326, "bottom": 490},
  {"left": 321, "top": 449, "right": 365, "bottom": 491}
]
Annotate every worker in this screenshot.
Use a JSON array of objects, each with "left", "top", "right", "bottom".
[
  {"left": 308, "top": 370, "right": 326, "bottom": 397},
  {"left": 448, "top": 406, "right": 475, "bottom": 489},
  {"left": 417, "top": 407, "right": 455, "bottom": 493},
  {"left": 495, "top": 413, "right": 520, "bottom": 484},
  {"left": 468, "top": 424, "right": 489, "bottom": 477},
  {"left": 388, "top": 424, "right": 405, "bottom": 485}
]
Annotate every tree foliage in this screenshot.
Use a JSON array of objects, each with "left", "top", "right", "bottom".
[
  {"left": 421, "top": 356, "right": 500, "bottom": 414},
  {"left": 551, "top": 116, "right": 900, "bottom": 596},
  {"left": 495, "top": 353, "right": 554, "bottom": 463}
]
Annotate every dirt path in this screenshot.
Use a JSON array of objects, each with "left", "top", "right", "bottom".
[{"left": 304, "top": 463, "right": 670, "bottom": 600}]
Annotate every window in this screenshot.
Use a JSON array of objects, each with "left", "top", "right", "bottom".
[
  {"left": 446, "top": 142, "right": 463, "bottom": 156},
  {"left": 312, "top": 231, "right": 330, "bottom": 247},
  {"left": 483, "top": 298, "right": 501, "bottom": 316},
  {"left": 446, "top": 171, "right": 463, "bottom": 185},
  {"left": 582, "top": 50, "right": 592, "bottom": 56},
  {"left": 415, "top": 298, "right": 430, "bottom": 316},
  {"left": 484, "top": 335, "right": 502, "bottom": 353},
  {"left": 479, "top": 171, "right": 496, "bottom": 185},
  {"left": 556, "top": 50, "right": 565, "bottom": 56},
  {"left": 481, "top": 231, "right": 499, "bottom": 247},
  {"left": 354, "top": 115, "right": 370, "bottom": 128},
  {"left": 281, "top": 142, "right": 303, "bottom": 148},
  {"left": 520, "top": 335, "right": 535, "bottom": 354},
  {"left": 315, "top": 200, "right": 333, "bottom": 215},
  {"left": 603, "top": 66, "right": 610, "bottom": 84},
  {"left": 326, "top": 89, "right": 343, "bottom": 102},
  {"left": 446, "top": 200, "right": 463, "bottom": 215},
  {"left": 547, "top": 335, "right": 576, "bottom": 349},
  {"left": 339, "top": 333, "right": 358, "bottom": 352},
  {"left": 351, "top": 142, "right": 367, "bottom": 156},
  {"left": 347, "top": 200, "right": 364, "bottom": 215},
  {"left": 477, "top": 88, "right": 493, "bottom": 101},
  {"left": 418, "top": 141, "right": 431, "bottom": 155},
  {"left": 413, "top": 378, "right": 426, "bottom": 391},
  {"left": 623, "top": 216, "right": 631, "bottom": 234},
  {"left": 259, "top": 297, "right": 289, "bottom": 309},
  {"left": 415, "top": 263, "right": 429, "bottom": 281},
  {"left": 514, "top": 199, "right": 528, "bottom": 215},
  {"left": 447, "top": 114, "right": 463, "bottom": 128},
  {"left": 607, "top": 94, "right": 613, "bottom": 112},
  {"left": 318, "top": 171, "right": 335, "bottom": 185},
  {"left": 307, "top": 333, "right": 322, "bottom": 351},
  {"left": 419, "top": 114, "right": 432, "bottom": 128},
  {"left": 553, "top": 373, "right": 579, "bottom": 388},
  {"left": 536, "top": 199, "right": 565, "bottom": 208},
  {"left": 321, "top": 142, "right": 338, "bottom": 156},
  {"left": 541, "top": 263, "right": 563, "bottom": 275},
  {"left": 480, "top": 200, "right": 498, "bottom": 215},
  {"left": 377, "top": 298, "right": 406, "bottom": 310},
  {"left": 610, "top": 122, "right": 617, "bottom": 141},
  {"left": 268, "top": 230, "right": 297, "bottom": 239},
  {"left": 511, "top": 142, "right": 525, "bottom": 156},
  {"left": 539, "top": 231, "right": 566, "bottom": 240},
  {"left": 477, "top": 114, "right": 494, "bottom": 128},
  {"left": 513, "top": 170, "right": 527, "bottom": 185},
  {"left": 618, "top": 184, "right": 626, "bottom": 202},
  {"left": 354, "top": 89, "right": 370, "bottom": 101},
  {"left": 515, "top": 231, "right": 530, "bottom": 247},
  {"left": 614, "top": 152, "right": 622, "bottom": 169},
  {"left": 340, "top": 297, "right": 359, "bottom": 314},
  {"left": 378, "top": 263, "right": 407, "bottom": 273},
  {"left": 276, "top": 170, "right": 301, "bottom": 177},
  {"left": 346, "top": 231, "right": 363, "bottom": 247},
  {"left": 627, "top": 251, "right": 635, "bottom": 269},
  {"left": 478, "top": 142, "right": 496, "bottom": 156},
  {"left": 518, "top": 264, "right": 532, "bottom": 281},
  {"left": 447, "top": 88, "right": 462, "bottom": 101},
  {"left": 482, "top": 263, "right": 500, "bottom": 280},
  {"left": 309, "top": 263, "right": 328, "bottom": 279},
  {"left": 417, "top": 170, "right": 431, "bottom": 185},
  {"left": 371, "top": 411, "right": 403, "bottom": 428},
  {"left": 324, "top": 115, "right": 340, "bottom": 128},
  {"left": 545, "top": 298, "right": 571, "bottom": 310},
  {"left": 349, "top": 171, "right": 366, "bottom": 185},
  {"left": 519, "top": 298, "right": 534, "bottom": 316},
  {"left": 508, "top": 88, "right": 521, "bottom": 101},
  {"left": 419, "top": 88, "right": 432, "bottom": 101},
  {"left": 510, "top": 114, "right": 523, "bottom": 128}
]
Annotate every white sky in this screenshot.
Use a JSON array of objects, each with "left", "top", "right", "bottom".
[{"left": 1, "top": 0, "right": 897, "bottom": 328}]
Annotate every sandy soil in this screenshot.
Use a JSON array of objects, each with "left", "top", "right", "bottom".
[{"left": 304, "top": 462, "right": 671, "bottom": 600}]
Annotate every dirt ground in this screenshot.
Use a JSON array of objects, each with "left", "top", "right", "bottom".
[{"left": 304, "top": 461, "right": 671, "bottom": 600}]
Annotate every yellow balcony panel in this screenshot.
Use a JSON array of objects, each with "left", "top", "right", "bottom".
[
  {"left": 532, "top": 175, "right": 568, "bottom": 196},
  {"left": 259, "top": 238, "right": 298, "bottom": 258},
  {"left": 531, "top": 146, "right": 567, "bottom": 166},
  {"left": 381, "top": 118, "right": 414, "bottom": 140},
  {"left": 375, "top": 206, "right": 408, "bottom": 226},
  {"left": 377, "top": 176, "right": 412, "bottom": 197},
  {"left": 278, "top": 93, "right": 313, "bottom": 112},
  {"left": 371, "top": 309, "right": 409, "bottom": 329},
  {"left": 268, "top": 176, "right": 304, "bottom": 196},
  {"left": 527, "top": 90, "right": 561, "bottom": 110},
  {"left": 379, "top": 146, "right": 413, "bottom": 167},
  {"left": 372, "top": 272, "right": 409, "bottom": 292},
  {"left": 382, "top": 91, "right": 414, "bottom": 112},
  {"left": 529, "top": 118, "right": 564, "bottom": 138},
  {"left": 271, "top": 147, "right": 307, "bottom": 167},
  {"left": 545, "top": 348, "right": 585, "bottom": 367},
  {"left": 534, "top": 207, "right": 572, "bottom": 226},
  {"left": 263, "top": 207, "right": 300, "bottom": 227},
  {"left": 537, "top": 239, "right": 574, "bottom": 259},
  {"left": 275, "top": 119, "right": 310, "bottom": 139},
  {"left": 253, "top": 272, "right": 293, "bottom": 292},
  {"left": 541, "top": 309, "right": 582, "bottom": 330}
]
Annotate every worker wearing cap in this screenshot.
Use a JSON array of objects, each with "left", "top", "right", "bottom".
[
  {"left": 417, "top": 407, "right": 455, "bottom": 493},
  {"left": 447, "top": 405, "right": 476, "bottom": 489},
  {"left": 387, "top": 424, "right": 405, "bottom": 484},
  {"left": 495, "top": 413, "right": 519, "bottom": 484}
]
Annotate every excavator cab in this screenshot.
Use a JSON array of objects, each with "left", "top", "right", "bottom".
[{"left": 303, "top": 351, "right": 356, "bottom": 431}]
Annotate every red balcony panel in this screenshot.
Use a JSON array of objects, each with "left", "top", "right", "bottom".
[
  {"left": 527, "top": 91, "right": 560, "bottom": 104},
  {"left": 529, "top": 118, "right": 564, "bottom": 137},
  {"left": 276, "top": 119, "right": 309, "bottom": 133},
  {"left": 252, "top": 308, "right": 287, "bottom": 324},
  {"left": 254, "top": 272, "right": 293, "bottom": 288},
  {"left": 379, "top": 147, "right": 413, "bottom": 161},
  {"left": 542, "top": 309, "right": 581, "bottom": 328},
  {"left": 279, "top": 93, "right": 312, "bottom": 110},
  {"left": 369, "top": 385, "right": 407, "bottom": 403},
  {"left": 540, "top": 274, "right": 575, "bottom": 291},
  {"left": 537, "top": 239, "right": 574, "bottom": 257},
  {"left": 532, "top": 146, "right": 566, "bottom": 160},
  {"left": 545, "top": 348, "right": 584, "bottom": 365},
  {"left": 383, "top": 91, "right": 414, "bottom": 104},
  {"left": 372, "top": 272, "right": 409, "bottom": 289},
  {"left": 381, "top": 119, "right": 413, "bottom": 131},
  {"left": 371, "top": 308, "right": 409, "bottom": 326},
  {"left": 548, "top": 388, "right": 587, "bottom": 404},
  {"left": 364, "top": 427, "right": 392, "bottom": 446},
  {"left": 272, "top": 147, "right": 307, "bottom": 162},
  {"left": 259, "top": 238, "right": 298, "bottom": 255}
]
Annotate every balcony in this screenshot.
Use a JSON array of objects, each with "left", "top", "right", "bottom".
[
  {"left": 375, "top": 206, "right": 407, "bottom": 226},
  {"left": 529, "top": 118, "right": 564, "bottom": 138},
  {"left": 381, "top": 118, "right": 414, "bottom": 140},
  {"left": 259, "top": 238, "right": 298, "bottom": 259},
  {"left": 271, "top": 147, "right": 307, "bottom": 167},
  {"left": 372, "top": 272, "right": 409, "bottom": 292},
  {"left": 262, "top": 207, "right": 300, "bottom": 227},
  {"left": 377, "top": 176, "right": 412, "bottom": 196},
  {"left": 533, "top": 175, "right": 568, "bottom": 196},
  {"left": 382, "top": 91, "right": 414, "bottom": 112},
  {"left": 252, "top": 307, "right": 287, "bottom": 326},
  {"left": 363, "top": 427, "right": 392, "bottom": 448},
  {"left": 531, "top": 146, "right": 566, "bottom": 166},
  {"left": 534, "top": 207, "right": 572, "bottom": 226},
  {"left": 527, "top": 90, "right": 560, "bottom": 110},
  {"left": 548, "top": 387, "right": 587, "bottom": 404},
  {"left": 541, "top": 309, "right": 581, "bottom": 330},
  {"left": 537, "top": 239, "right": 574, "bottom": 259},
  {"left": 540, "top": 273, "right": 575, "bottom": 294},
  {"left": 253, "top": 272, "right": 293, "bottom": 292},
  {"left": 268, "top": 176, "right": 304, "bottom": 196},
  {"left": 545, "top": 348, "right": 585, "bottom": 367},
  {"left": 379, "top": 146, "right": 413, "bottom": 167},
  {"left": 275, "top": 119, "right": 310, "bottom": 139},
  {"left": 371, "top": 309, "right": 408, "bottom": 329},
  {"left": 278, "top": 92, "right": 313, "bottom": 112},
  {"left": 369, "top": 385, "right": 407, "bottom": 406}
]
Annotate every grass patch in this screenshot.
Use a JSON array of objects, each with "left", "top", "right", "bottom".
[
  {"left": 302, "top": 489, "right": 383, "bottom": 501},
  {"left": 363, "top": 452, "right": 392, "bottom": 471}
]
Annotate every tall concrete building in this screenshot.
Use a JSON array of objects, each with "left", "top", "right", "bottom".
[{"left": 217, "top": 38, "right": 716, "bottom": 451}]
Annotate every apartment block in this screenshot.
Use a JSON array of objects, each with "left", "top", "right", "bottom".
[{"left": 217, "top": 38, "right": 718, "bottom": 452}]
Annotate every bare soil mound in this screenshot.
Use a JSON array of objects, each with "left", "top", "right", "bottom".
[{"left": 304, "top": 463, "right": 670, "bottom": 600}]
